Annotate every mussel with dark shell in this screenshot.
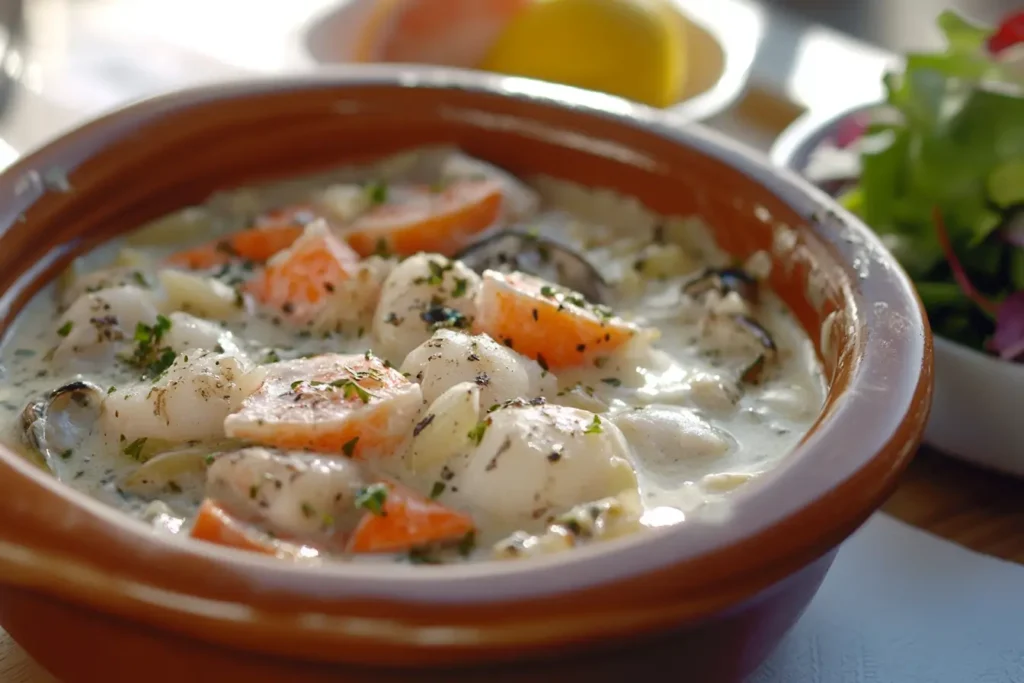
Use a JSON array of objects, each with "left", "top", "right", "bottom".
[
  {"left": 700, "top": 313, "right": 778, "bottom": 385},
  {"left": 455, "top": 229, "right": 610, "bottom": 304},
  {"left": 20, "top": 380, "right": 104, "bottom": 471},
  {"left": 682, "top": 268, "right": 759, "bottom": 303}
]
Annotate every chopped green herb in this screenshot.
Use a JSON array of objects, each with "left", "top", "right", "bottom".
[
  {"left": 56, "top": 321, "right": 73, "bottom": 337},
  {"left": 418, "top": 259, "right": 453, "bottom": 286},
  {"left": 301, "top": 502, "right": 316, "bottom": 519},
  {"left": 341, "top": 436, "right": 359, "bottom": 458},
  {"left": 583, "top": 415, "right": 603, "bottom": 434},
  {"left": 355, "top": 483, "right": 389, "bottom": 516},
  {"left": 364, "top": 180, "right": 388, "bottom": 205},
  {"left": 536, "top": 353, "right": 549, "bottom": 372},
  {"left": 467, "top": 419, "right": 491, "bottom": 445},
  {"left": 451, "top": 277, "right": 469, "bottom": 298},
  {"left": 147, "top": 348, "right": 177, "bottom": 377},
  {"left": 154, "top": 314, "right": 172, "bottom": 337},
  {"left": 122, "top": 437, "right": 147, "bottom": 461},
  {"left": 562, "top": 518, "right": 584, "bottom": 536},
  {"left": 262, "top": 349, "right": 281, "bottom": 363},
  {"left": 429, "top": 481, "right": 446, "bottom": 499},
  {"left": 601, "top": 377, "right": 622, "bottom": 387},
  {"left": 374, "top": 238, "right": 392, "bottom": 258},
  {"left": 407, "top": 547, "right": 442, "bottom": 565},
  {"left": 126, "top": 315, "right": 175, "bottom": 377},
  {"left": 59, "top": 449, "right": 73, "bottom": 460},
  {"left": 132, "top": 271, "right": 148, "bottom": 287},
  {"left": 457, "top": 530, "right": 476, "bottom": 558},
  {"left": 333, "top": 379, "right": 372, "bottom": 403},
  {"left": 540, "top": 285, "right": 556, "bottom": 298}
]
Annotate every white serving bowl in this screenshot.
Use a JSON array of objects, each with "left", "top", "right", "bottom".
[{"left": 772, "top": 105, "right": 1024, "bottom": 477}]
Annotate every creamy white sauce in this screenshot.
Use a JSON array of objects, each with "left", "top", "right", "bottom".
[{"left": 0, "top": 147, "right": 824, "bottom": 564}]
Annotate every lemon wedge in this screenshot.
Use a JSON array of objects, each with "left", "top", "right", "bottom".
[{"left": 481, "top": 0, "right": 688, "bottom": 108}]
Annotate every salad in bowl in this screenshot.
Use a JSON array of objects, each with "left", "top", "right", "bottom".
[{"left": 772, "top": 10, "right": 1024, "bottom": 475}]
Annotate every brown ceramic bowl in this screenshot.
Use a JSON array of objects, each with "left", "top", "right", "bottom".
[{"left": 0, "top": 67, "right": 931, "bottom": 683}]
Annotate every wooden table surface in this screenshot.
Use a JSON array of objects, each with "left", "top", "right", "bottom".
[{"left": 1, "top": 445, "right": 1022, "bottom": 681}]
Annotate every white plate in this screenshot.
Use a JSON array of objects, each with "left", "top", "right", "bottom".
[
  {"left": 772, "top": 106, "right": 1024, "bottom": 477},
  {"left": 299, "top": 0, "right": 765, "bottom": 123}
]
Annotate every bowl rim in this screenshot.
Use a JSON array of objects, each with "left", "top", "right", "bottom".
[
  {"left": 0, "top": 65, "right": 931, "bottom": 606},
  {"left": 770, "top": 100, "right": 1024, "bottom": 378}
]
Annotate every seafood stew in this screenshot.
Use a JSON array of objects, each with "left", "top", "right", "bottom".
[{"left": 0, "top": 147, "right": 825, "bottom": 565}]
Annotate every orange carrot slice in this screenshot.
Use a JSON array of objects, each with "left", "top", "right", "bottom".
[
  {"left": 191, "top": 499, "right": 311, "bottom": 558},
  {"left": 344, "top": 179, "right": 503, "bottom": 257},
  {"left": 166, "top": 205, "right": 319, "bottom": 270},
  {"left": 347, "top": 481, "right": 475, "bottom": 554},
  {"left": 246, "top": 221, "right": 362, "bottom": 323},
  {"left": 224, "top": 353, "right": 423, "bottom": 458},
  {"left": 473, "top": 270, "right": 637, "bottom": 370}
]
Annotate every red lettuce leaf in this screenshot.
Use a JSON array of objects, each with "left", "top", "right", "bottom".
[
  {"left": 834, "top": 111, "right": 871, "bottom": 149},
  {"left": 989, "top": 291, "right": 1024, "bottom": 360},
  {"left": 988, "top": 11, "right": 1024, "bottom": 54},
  {"left": 932, "top": 208, "right": 998, "bottom": 316}
]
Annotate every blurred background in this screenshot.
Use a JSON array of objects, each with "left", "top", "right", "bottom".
[
  {"left": 767, "top": 0, "right": 1015, "bottom": 51},
  {"left": 0, "top": 0, "right": 1018, "bottom": 157}
]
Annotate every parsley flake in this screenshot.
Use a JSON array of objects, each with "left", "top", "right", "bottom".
[
  {"left": 122, "top": 437, "right": 148, "bottom": 461},
  {"left": 364, "top": 180, "right": 388, "bottom": 205},
  {"left": 467, "top": 419, "right": 491, "bottom": 445},
  {"left": 355, "top": 483, "right": 389, "bottom": 516},
  {"left": 583, "top": 415, "right": 603, "bottom": 434},
  {"left": 457, "top": 530, "right": 477, "bottom": 558},
  {"left": 333, "top": 379, "right": 372, "bottom": 403}
]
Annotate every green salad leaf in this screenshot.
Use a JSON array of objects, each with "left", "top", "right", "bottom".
[{"left": 838, "top": 10, "right": 1024, "bottom": 357}]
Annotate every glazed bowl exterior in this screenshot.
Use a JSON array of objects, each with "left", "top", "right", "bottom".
[
  {"left": 0, "top": 67, "right": 931, "bottom": 682},
  {"left": 772, "top": 103, "right": 1024, "bottom": 477}
]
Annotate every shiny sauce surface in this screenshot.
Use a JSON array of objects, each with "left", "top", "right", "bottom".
[{"left": 0, "top": 148, "right": 824, "bottom": 563}]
